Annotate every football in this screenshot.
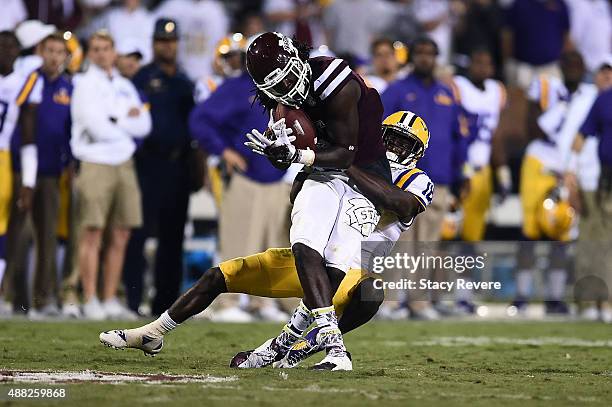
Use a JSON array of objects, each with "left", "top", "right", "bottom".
[{"left": 273, "top": 104, "right": 317, "bottom": 150}]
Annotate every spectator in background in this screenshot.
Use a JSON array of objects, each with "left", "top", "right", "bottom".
[
  {"left": 323, "top": 0, "right": 395, "bottom": 62},
  {"left": 10, "top": 33, "right": 73, "bottom": 319},
  {"left": 154, "top": 0, "right": 229, "bottom": 81},
  {"left": 566, "top": 0, "right": 612, "bottom": 75},
  {"left": 512, "top": 50, "right": 589, "bottom": 315},
  {"left": 566, "top": 57, "right": 612, "bottom": 320},
  {"left": 453, "top": 0, "right": 504, "bottom": 79},
  {"left": 241, "top": 13, "right": 266, "bottom": 38},
  {"left": 115, "top": 38, "right": 144, "bottom": 79},
  {"left": 124, "top": 18, "right": 195, "bottom": 316},
  {"left": 365, "top": 38, "right": 403, "bottom": 94},
  {"left": 71, "top": 31, "right": 151, "bottom": 320},
  {"left": 383, "top": 37, "right": 468, "bottom": 242},
  {"left": 502, "top": 0, "right": 572, "bottom": 90},
  {"left": 381, "top": 36, "right": 468, "bottom": 320},
  {"left": 0, "top": 0, "right": 27, "bottom": 31},
  {"left": 23, "top": 0, "right": 82, "bottom": 31},
  {"left": 189, "top": 51, "right": 291, "bottom": 323},
  {"left": 263, "top": 0, "right": 325, "bottom": 47},
  {"left": 0, "top": 30, "right": 41, "bottom": 316},
  {"left": 84, "top": 0, "right": 154, "bottom": 63},
  {"left": 412, "top": 0, "right": 452, "bottom": 65},
  {"left": 14, "top": 20, "right": 56, "bottom": 75},
  {"left": 568, "top": 58, "right": 612, "bottom": 323}
]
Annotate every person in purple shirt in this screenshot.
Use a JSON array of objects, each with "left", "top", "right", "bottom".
[
  {"left": 9, "top": 32, "right": 72, "bottom": 318},
  {"left": 189, "top": 60, "right": 291, "bottom": 322},
  {"left": 381, "top": 36, "right": 470, "bottom": 320},
  {"left": 382, "top": 37, "right": 469, "bottom": 240},
  {"left": 502, "top": 0, "right": 571, "bottom": 90}
]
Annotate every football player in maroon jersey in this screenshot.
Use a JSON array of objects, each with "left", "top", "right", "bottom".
[{"left": 239, "top": 32, "right": 391, "bottom": 370}]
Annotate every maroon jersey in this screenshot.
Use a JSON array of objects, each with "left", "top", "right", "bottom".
[{"left": 303, "top": 56, "right": 387, "bottom": 168}]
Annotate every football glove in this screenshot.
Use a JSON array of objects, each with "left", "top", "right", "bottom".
[{"left": 245, "top": 117, "right": 297, "bottom": 164}]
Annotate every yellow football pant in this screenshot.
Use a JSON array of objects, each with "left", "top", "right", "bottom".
[
  {"left": 520, "top": 155, "right": 557, "bottom": 240},
  {"left": 218, "top": 248, "right": 373, "bottom": 316},
  {"left": 461, "top": 166, "right": 493, "bottom": 241},
  {"left": 0, "top": 150, "right": 12, "bottom": 235}
]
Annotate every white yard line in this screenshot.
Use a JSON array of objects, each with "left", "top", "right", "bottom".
[
  {"left": 411, "top": 336, "right": 612, "bottom": 347},
  {"left": 0, "top": 370, "right": 238, "bottom": 384}
]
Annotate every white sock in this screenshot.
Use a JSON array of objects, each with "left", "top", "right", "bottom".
[
  {"left": 455, "top": 278, "right": 474, "bottom": 302},
  {"left": 547, "top": 269, "right": 567, "bottom": 301},
  {"left": 516, "top": 270, "right": 533, "bottom": 298},
  {"left": 0, "top": 259, "right": 6, "bottom": 290},
  {"left": 130, "top": 311, "right": 179, "bottom": 340}
]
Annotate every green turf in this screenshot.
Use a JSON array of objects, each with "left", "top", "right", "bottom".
[{"left": 1, "top": 320, "right": 611, "bottom": 406}]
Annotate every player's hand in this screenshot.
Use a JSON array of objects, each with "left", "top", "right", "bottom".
[
  {"left": 127, "top": 107, "right": 140, "bottom": 117},
  {"left": 17, "top": 186, "right": 33, "bottom": 212},
  {"left": 245, "top": 118, "right": 296, "bottom": 164},
  {"left": 222, "top": 148, "right": 247, "bottom": 175}
]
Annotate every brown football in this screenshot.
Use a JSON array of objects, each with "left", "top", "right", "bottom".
[{"left": 272, "top": 104, "right": 317, "bottom": 151}]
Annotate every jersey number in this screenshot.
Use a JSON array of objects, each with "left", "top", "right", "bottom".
[
  {"left": 424, "top": 182, "right": 434, "bottom": 204},
  {"left": 0, "top": 100, "right": 8, "bottom": 133}
]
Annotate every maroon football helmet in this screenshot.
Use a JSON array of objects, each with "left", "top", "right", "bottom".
[{"left": 246, "top": 32, "right": 311, "bottom": 107}]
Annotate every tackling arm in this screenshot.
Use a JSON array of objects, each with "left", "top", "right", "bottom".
[{"left": 345, "top": 165, "right": 423, "bottom": 223}]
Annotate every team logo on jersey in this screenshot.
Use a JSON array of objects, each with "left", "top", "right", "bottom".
[
  {"left": 345, "top": 197, "right": 380, "bottom": 237},
  {"left": 434, "top": 92, "right": 453, "bottom": 106},
  {"left": 53, "top": 88, "right": 71, "bottom": 105}
]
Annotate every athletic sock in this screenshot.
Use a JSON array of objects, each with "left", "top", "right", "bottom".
[
  {"left": 516, "top": 269, "right": 533, "bottom": 299},
  {"left": 128, "top": 311, "right": 179, "bottom": 341},
  {"left": 312, "top": 305, "right": 346, "bottom": 356},
  {"left": 547, "top": 269, "right": 567, "bottom": 301},
  {"left": 275, "top": 300, "right": 312, "bottom": 351}
]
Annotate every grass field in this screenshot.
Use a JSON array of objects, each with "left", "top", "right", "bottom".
[{"left": 1, "top": 319, "right": 611, "bottom": 406}]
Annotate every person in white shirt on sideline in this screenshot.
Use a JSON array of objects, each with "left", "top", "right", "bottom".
[{"left": 70, "top": 30, "right": 151, "bottom": 320}]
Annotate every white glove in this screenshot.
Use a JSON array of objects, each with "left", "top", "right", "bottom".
[{"left": 245, "top": 117, "right": 295, "bottom": 157}]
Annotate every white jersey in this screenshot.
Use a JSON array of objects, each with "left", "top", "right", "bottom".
[
  {"left": 452, "top": 76, "right": 506, "bottom": 168},
  {"left": 154, "top": 0, "right": 229, "bottom": 81},
  {"left": 0, "top": 69, "right": 42, "bottom": 150},
  {"left": 526, "top": 76, "right": 597, "bottom": 178},
  {"left": 354, "top": 164, "right": 434, "bottom": 268}
]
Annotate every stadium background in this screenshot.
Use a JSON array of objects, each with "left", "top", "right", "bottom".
[
  {"left": 0, "top": 0, "right": 611, "bottom": 322},
  {"left": 0, "top": 1, "right": 611, "bottom": 405}
]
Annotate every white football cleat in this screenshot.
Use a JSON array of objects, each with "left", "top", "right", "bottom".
[
  {"left": 274, "top": 326, "right": 324, "bottom": 369},
  {"left": 99, "top": 329, "right": 163, "bottom": 357},
  {"left": 311, "top": 350, "right": 353, "bottom": 371},
  {"left": 229, "top": 338, "right": 286, "bottom": 368}
]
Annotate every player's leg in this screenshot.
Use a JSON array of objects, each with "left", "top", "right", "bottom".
[
  {"left": 276, "top": 271, "right": 384, "bottom": 369},
  {"left": 512, "top": 156, "right": 556, "bottom": 312},
  {"left": 309, "top": 181, "right": 379, "bottom": 370},
  {"left": 0, "top": 150, "right": 12, "bottom": 301},
  {"left": 233, "top": 178, "right": 345, "bottom": 368},
  {"left": 100, "top": 248, "right": 301, "bottom": 355}
]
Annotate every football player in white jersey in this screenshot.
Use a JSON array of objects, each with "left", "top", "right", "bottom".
[
  {"left": 513, "top": 50, "right": 590, "bottom": 314},
  {"left": 451, "top": 48, "right": 509, "bottom": 242},
  {"left": 0, "top": 30, "right": 41, "bottom": 301},
  {"left": 99, "top": 110, "right": 433, "bottom": 370}
]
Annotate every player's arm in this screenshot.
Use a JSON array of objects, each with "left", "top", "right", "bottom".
[
  {"left": 345, "top": 165, "right": 423, "bottom": 223},
  {"left": 17, "top": 102, "right": 38, "bottom": 211},
  {"left": 310, "top": 80, "right": 360, "bottom": 169}
]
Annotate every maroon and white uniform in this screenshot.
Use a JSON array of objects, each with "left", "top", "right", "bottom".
[{"left": 304, "top": 56, "right": 388, "bottom": 172}]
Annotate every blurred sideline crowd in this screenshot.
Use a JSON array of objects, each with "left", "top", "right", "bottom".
[{"left": 0, "top": 0, "right": 611, "bottom": 322}]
